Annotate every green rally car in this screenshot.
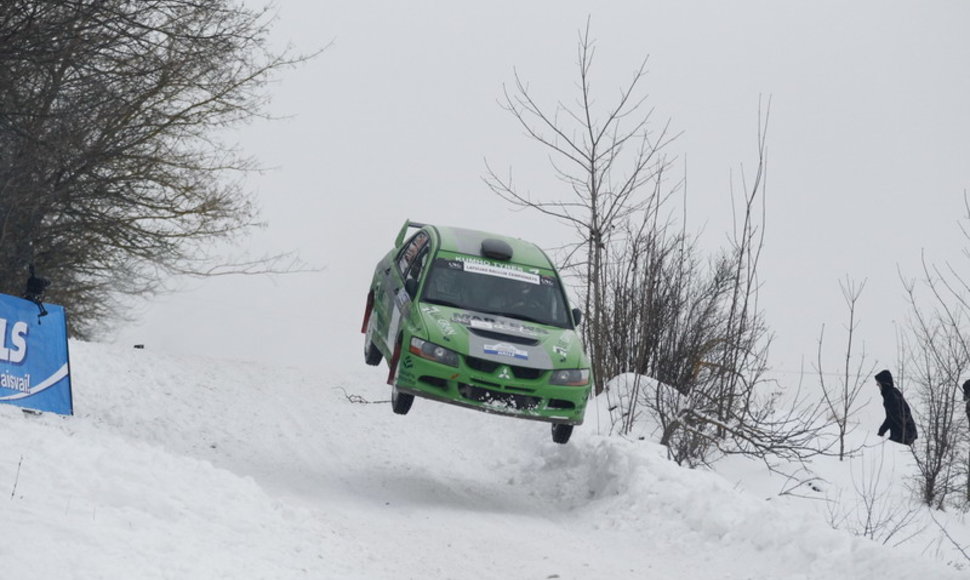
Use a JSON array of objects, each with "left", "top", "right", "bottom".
[{"left": 361, "top": 220, "right": 592, "bottom": 444}]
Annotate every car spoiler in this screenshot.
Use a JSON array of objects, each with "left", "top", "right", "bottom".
[{"left": 394, "top": 219, "right": 427, "bottom": 248}]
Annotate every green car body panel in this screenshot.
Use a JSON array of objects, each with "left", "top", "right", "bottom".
[{"left": 362, "top": 220, "right": 592, "bottom": 426}]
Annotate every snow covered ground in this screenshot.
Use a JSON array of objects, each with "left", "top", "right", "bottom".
[{"left": 1, "top": 340, "right": 967, "bottom": 579}]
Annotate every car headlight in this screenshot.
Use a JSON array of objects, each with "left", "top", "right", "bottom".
[
  {"left": 549, "top": 369, "right": 590, "bottom": 386},
  {"left": 409, "top": 337, "right": 459, "bottom": 367}
]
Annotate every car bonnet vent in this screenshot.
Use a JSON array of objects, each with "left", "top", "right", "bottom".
[
  {"left": 481, "top": 238, "right": 513, "bottom": 261},
  {"left": 469, "top": 327, "right": 539, "bottom": 346}
]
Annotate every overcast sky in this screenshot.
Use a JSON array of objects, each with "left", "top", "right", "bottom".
[{"left": 115, "top": 1, "right": 970, "bottom": 385}]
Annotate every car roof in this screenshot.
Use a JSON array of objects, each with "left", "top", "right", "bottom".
[{"left": 430, "top": 225, "right": 556, "bottom": 270}]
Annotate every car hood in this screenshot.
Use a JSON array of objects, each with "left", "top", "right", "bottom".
[{"left": 415, "top": 303, "right": 588, "bottom": 370}]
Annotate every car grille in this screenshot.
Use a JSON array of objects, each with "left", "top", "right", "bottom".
[
  {"left": 465, "top": 356, "right": 545, "bottom": 380},
  {"left": 458, "top": 383, "right": 540, "bottom": 410}
]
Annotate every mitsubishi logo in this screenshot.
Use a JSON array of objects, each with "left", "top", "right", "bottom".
[{"left": 497, "top": 366, "right": 512, "bottom": 381}]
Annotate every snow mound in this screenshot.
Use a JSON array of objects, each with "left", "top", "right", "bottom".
[{"left": 0, "top": 341, "right": 963, "bottom": 579}]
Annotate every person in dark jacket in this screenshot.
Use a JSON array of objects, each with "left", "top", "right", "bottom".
[
  {"left": 962, "top": 379, "right": 970, "bottom": 427},
  {"left": 875, "top": 370, "right": 918, "bottom": 446}
]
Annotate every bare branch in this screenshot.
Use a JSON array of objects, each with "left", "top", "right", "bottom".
[{"left": 0, "top": 0, "right": 320, "bottom": 337}]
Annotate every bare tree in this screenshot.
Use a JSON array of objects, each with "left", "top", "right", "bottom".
[
  {"left": 647, "top": 105, "right": 837, "bottom": 467},
  {"left": 484, "top": 18, "right": 678, "bottom": 394},
  {"left": 815, "top": 277, "right": 874, "bottom": 460},
  {"left": 0, "top": 0, "right": 314, "bottom": 337},
  {"left": 901, "top": 257, "right": 969, "bottom": 508},
  {"left": 488, "top": 24, "right": 829, "bottom": 466}
]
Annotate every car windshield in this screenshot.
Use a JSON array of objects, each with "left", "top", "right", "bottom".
[{"left": 421, "top": 257, "right": 572, "bottom": 328}]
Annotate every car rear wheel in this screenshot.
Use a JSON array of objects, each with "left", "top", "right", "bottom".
[
  {"left": 360, "top": 290, "right": 375, "bottom": 333},
  {"left": 551, "top": 423, "right": 573, "bottom": 444},
  {"left": 364, "top": 339, "right": 383, "bottom": 366},
  {"left": 391, "top": 385, "right": 414, "bottom": 415}
]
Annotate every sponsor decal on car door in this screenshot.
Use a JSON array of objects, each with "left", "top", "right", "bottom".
[
  {"left": 380, "top": 265, "right": 407, "bottom": 349},
  {"left": 386, "top": 286, "right": 412, "bottom": 350}
]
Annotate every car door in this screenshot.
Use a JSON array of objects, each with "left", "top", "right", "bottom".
[{"left": 380, "top": 230, "right": 430, "bottom": 351}]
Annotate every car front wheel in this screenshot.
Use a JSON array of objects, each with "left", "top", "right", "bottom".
[
  {"left": 551, "top": 423, "right": 573, "bottom": 444},
  {"left": 391, "top": 385, "right": 414, "bottom": 415}
]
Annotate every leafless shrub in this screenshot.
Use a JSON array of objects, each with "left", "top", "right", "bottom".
[
  {"left": 489, "top": 23, "right": 832, "bottom": 467},
  {"left": 927, "top": 511, "right": 970, "bottom": 569},
  {"left": 815, "top": 277, "right": 874, "bottom": 461},
  {"left": 900, "top": 254, "right": 970, "bottom": 508},
  {"left": 772, "top": 466, "right": 826, "bottom": 500},
  {"left": 826, "top": 447, "right": 925, "bottom": 546},
  {"left": 637, "top": 105, "right": 834, "bottom": 467}
]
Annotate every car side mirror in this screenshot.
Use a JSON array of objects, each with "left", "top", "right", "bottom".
[
  {"left": 571, "top": 308, "right": 583, "bottom": 326},
  {"left": 405, "top": 278, "right": 419, "bottom": 300}
]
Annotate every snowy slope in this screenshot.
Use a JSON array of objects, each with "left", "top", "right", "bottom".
[{"left": 0, "top": 341, "right": 964, "bottom": 579}]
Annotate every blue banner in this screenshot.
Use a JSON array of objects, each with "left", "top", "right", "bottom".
[{"left": 0, "top": 293, "right": 72, "bottom": 415}]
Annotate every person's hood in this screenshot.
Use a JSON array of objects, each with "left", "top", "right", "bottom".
[{"left": 875, "top": 369, "right": 894, "bottom": 387}]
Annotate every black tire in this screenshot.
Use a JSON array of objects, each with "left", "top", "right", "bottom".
[
  {"left": 364, "top": 340, "right": 383, "bottom": 366},
  {"left": 391, "top": 385, "right": 414, "bottom": 415},
  {"left": 551, "top": 423, "right": 573, "bottom": 444}
]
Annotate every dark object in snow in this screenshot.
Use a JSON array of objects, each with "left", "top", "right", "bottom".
[
  {"left": 962, "top": 379, "right": 970, "bottom": 428},
  {"left": 22, "top": 264, "right": 50, "bottom": 319},
  {"left": 875, "top": 369, "right": 917, "bottom": 446},
  {"left": 874, "top": 369, "right": 893, "bottom": 387}
]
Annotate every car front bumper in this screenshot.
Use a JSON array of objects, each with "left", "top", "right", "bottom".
[{"left": 394, "top": 350, "right": 590, "bottom": 425}]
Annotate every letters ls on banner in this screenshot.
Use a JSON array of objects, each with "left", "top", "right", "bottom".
[{"left": 0, "top": 293, "right": 73, "bottom": 415}]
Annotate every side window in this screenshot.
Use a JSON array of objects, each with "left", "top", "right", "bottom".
[
  {"left": 407, "top": 247, "right": 429, "bottom": 283},
  {"left": 396, "top": 231, "right": 430, "bottom": 279}
]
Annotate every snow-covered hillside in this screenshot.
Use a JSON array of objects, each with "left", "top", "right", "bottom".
[{"left": 0, "top": 341, "right": 965, "bottom": 579}]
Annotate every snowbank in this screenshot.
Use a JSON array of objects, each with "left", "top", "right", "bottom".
[{"left": 0, "top": 341, "right": 963, "bottom": 579}]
